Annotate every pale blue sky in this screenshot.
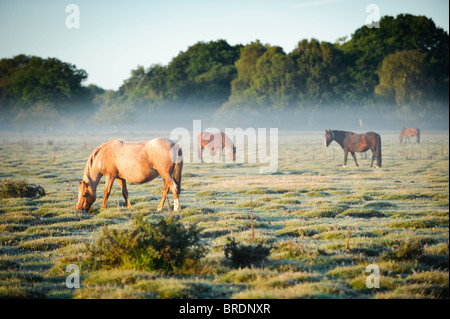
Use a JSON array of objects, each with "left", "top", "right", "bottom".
[{"left": 1, "top": 0, "right": 448, "bottom": 90}]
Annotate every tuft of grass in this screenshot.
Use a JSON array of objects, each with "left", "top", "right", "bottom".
[
  {"left": 0, "top": 179, "right": 45, "bottom": 199},
  {"left": 337, "top": 195, "right": 372, "bottom": 205},
  {"left": 389, "top": 219, "right": 438, "bottom": 229},
  {"left": 245, "top": 188, "right": 274, "bottom": 195},
  {"left": 84, "top": 214, "right": 206, "bottom": 274},
  {"left": 381, "top": 194, "right": 433, "bottom": 200},
  {"left": 406, "top": 271, "right": 449, "bottom": 285},
  {"left": 340, "top": 209, "right": 385, "bottom": 218},
  {"left": 276, "top": 241, "right": 306, "bottom": 259},
  {"left": 306, "top": 191, "right": 329, "bottom": 197},
  {"left": 326, "top": 266, "right": 365, "bottom": 279},
  {"left": 382, "top": 239, "right": 424, "bottom": 261},
  {"left": 236, "top": 201, "right": 264, "bottom": 208},
  {"left": 363, "top": 201, "right": 396, "bottom": 209},
  {"left": 301, "top": 210, "right": 338, "bottom": 218},
  {"left": 224, "top": 237, "right": 271, "bottom": 268},
  {"left": 275, "top": 199, "right": 301, "bottom": 205},
  {"left": 196, "top": 190, "right": 219, "bottom": 196},
  {"left": 182, "top": 207, "right": 214, "bottom": 216}
]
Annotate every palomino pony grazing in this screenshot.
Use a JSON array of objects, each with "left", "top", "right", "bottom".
[
  {"left": 76, "top": 138, "right": 183, "bottom": 213},
  {"left": 324, "top": 129, "right": 382, "bottom": 168},
  {"left": 197, "top": 131, "right": 236, "bottom": 161},
  {"left": 399, "top": 128, "right": 420, "bottom": 144}
]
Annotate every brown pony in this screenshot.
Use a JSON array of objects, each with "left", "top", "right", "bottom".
[
  {"left": 399, "top": 128, "right": 420, "bottom": 144},
  {"left": 324, "top": 129, "right": 382, "bottom": 168},
  {"left": 197, "top": 131, "right": 236, "bottom": 161},
  {"left": 76, "top": 138, "right": 183, "bottom": 213}
]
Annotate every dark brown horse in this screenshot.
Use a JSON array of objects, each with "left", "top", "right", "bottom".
[
  {"left": 76, "top": 138, "right": 183, "bottom": 213},
  {"left": 197, "top": 131, "right": 236, "bottom": 161},
  {"left": 324, "top": 129, "right": 382, "bottom": 168},
  {"left": 399, "top": 128, "right": 420, "bottom": 144}
]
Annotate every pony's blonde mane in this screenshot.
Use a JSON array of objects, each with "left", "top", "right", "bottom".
[{"left": 83, "top": 143, "right": 106, "bottom": 183}]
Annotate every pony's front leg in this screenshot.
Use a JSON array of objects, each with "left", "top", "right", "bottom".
[
  {"left": 343, "top": 149, "right": 349, "bottom": 167},
  {"left": 117, "top": 178, "right": 131, "bottom": 208},
  {"left": 101, "top": 176, "right": 115, "bottom": 209}
]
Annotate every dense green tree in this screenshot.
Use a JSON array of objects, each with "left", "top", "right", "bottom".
[
  {"left": 6, "top": 56, "right": 89, "bottom": 110},
  {"left": 290, "top": 39, "right": 345, "bottom": 107},
  {"left": 1, "top": 14, "right": 448, "bottom": 130},
  {"left": 341, "top": 14, "right": 449, "bottom": 104},
  {"left": 226, "top": 40, "right": 268, "bottom": 107},
  {"left": 252, "top": 46, "right": 297, "bottom": 109},
  {"left": 375, "top": 50, "right": 432, "bottom": 120},
  {"left": 164, "top": 39, "right": 240, "bottom": 106}
]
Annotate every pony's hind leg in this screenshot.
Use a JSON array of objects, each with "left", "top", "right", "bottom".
[
  {"left": 117, "top": 178, "right": 131, "bottom": 208},
  {"left": 157, "top": 181, "right": 170, "bottom": 212},
  {"left": 101, "top": 175, "right": 115, "bottom": 209},
  {"left": 370, "top": 152, "right": 376, "bottom": 167},
  {"left": 350, "top": 151, "right": 359, "bottom": 167}
]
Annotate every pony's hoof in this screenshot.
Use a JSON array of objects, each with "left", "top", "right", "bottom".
[
  {"left": 376, "top": 166, "right": 380, "bottom": 169},
  {"left": 156, "top": 207, "right": 163, "bottom": 212},
  {"left": 342, "top": 165, "right": 346, "bottom": 168}
]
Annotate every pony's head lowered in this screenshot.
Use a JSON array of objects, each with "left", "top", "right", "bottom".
[
  {"left": 324, "top": 129, "right": 334, "bottom": 147},
  {"left": 76, "top": 180, "right": 96, "bottom": 212}
]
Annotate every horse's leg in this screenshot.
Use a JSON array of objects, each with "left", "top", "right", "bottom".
[
  {"left": 216, "top": 147, "right": 222, "bottom": 161},
  {"left": 101, "top": 175, "right": 115, "bottom": 209},
  {"left": 343, "top": 149, "right": 349, "bottom": 167},
  {"left": 157, "top": 181, "right": 170, "bottom": 212},
  {"left": 159, "top": 173, "right": 180, "bottom": 212},
  {"left": 350, "top": 151, "right": 359, "bottom": 167},
  {"left": 117, "top": 178, "right": 131, "bottom": 208},
  {"left": 370, "top": 150, "right": 376, "bottom": 167}
]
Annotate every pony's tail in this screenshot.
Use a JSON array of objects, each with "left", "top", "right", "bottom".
[
  {"left": 173, "top": 147, "right": 183, "bottom": 196},
  {"left": 376, "top": 134, "right": 382, "bottom": 168}
]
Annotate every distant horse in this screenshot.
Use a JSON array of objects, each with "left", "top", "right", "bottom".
[
  {"left": 399, "top": 128, "right": 420, "bottom": 144},
  {"left": 197, "top": 131, "right": 236, "bottom": 161},
  {"left": 76, "top": 138, "right": 183, "bottom": 213},
  {"left": 324, "top": 129, "right": 382, "bottom": 168}
]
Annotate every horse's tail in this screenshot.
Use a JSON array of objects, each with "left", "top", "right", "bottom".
[
  {"left": 172, "top": 146, "right": 183, "bottom": 196},
  {"left": 376, "top": 134, "right": 382, "bottom": 167}
]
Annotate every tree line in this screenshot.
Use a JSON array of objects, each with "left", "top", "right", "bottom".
[{"left": 0, "top": 14, "right": 448, "bottom": 131}]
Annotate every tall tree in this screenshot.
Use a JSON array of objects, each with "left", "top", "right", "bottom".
[
  {"left": 341, "top": 14, "right": 449, "bottom": 105},
  {"left": 290, "top": 39, "right": 345, "bottom": 107},
  {"left": 375, "top": 50, "right": 431, "bottom": 120}
]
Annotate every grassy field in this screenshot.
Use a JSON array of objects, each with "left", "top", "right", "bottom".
[{"left": 0, "top": 130, "right": 448, "bottom": 299}]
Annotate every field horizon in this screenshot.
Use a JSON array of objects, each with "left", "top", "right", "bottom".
[{"left": 0, "top": 129, "right": 448, "bottom": 299}]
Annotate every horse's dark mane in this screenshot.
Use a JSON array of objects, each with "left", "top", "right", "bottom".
[{"left": 331, "top": 130, "right": 352, "bottom": 148}]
